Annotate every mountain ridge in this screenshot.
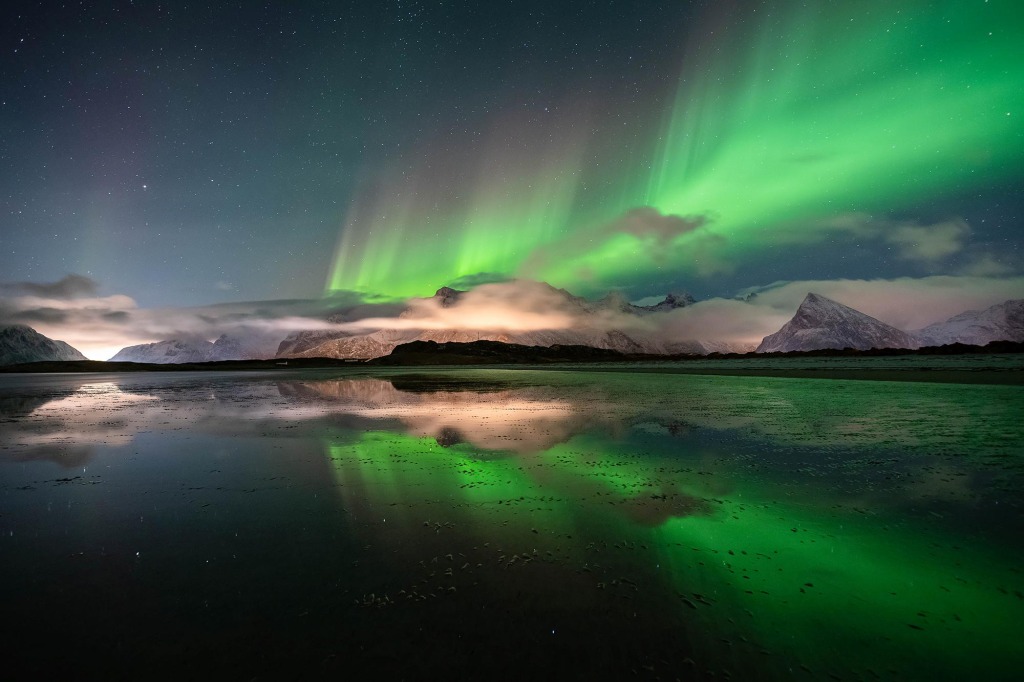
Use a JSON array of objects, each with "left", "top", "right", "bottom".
[
  {"left": 757, "top": 293, "right": 921, "bottom": 353},
  {"left": 0, "top": 324, "right": 88, "bottom": 365},
  {"left": 103, "top": 286, "right": 1024, "bottom": 363},
  {"left": 913, "top": 299, "right": 1024, "bottom": 346},
  {"left": 276, "top": 283, "right": 718, "bottom": 360}
]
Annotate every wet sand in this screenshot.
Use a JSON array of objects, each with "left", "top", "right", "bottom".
[
  {"left": 523, "top": 353, "right": 1024, "bottom": 385},
  {"left": 1, "top": 368, "right": 1021, "bottom": 679}
]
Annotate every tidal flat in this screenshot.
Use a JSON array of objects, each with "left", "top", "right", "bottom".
[{"left": 1, "top": 365, "right": 1022, "bottom": 679}]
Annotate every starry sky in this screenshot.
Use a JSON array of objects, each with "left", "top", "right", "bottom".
[{"left": 1, "top": 0, "right": 1023, "bottom": 357}]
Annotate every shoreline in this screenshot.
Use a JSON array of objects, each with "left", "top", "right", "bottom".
[
  {"left": 549, "top": 365, "right": 1024, "bottom": 385},
  {"left": 2, "top": 359, "right": 1022, "bottom": 386}
]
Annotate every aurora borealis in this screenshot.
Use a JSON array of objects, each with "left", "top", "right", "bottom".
[
  {"left": 326, "top": 0, "right": 1024, "bottom": 298},
  {"left": 1, "top": 1, "right": 1023, "bottom": 355},
  {"left": 4, "top": 2, "right": 1024, "bottom": 675}
]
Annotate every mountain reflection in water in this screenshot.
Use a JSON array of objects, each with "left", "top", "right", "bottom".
[{"left": 0, "top": 368, "right": 1021, "bottom": 680}]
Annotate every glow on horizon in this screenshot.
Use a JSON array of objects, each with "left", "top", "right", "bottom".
[{"left": 327, "top": 0, "right": 1024, "bottom": 298}]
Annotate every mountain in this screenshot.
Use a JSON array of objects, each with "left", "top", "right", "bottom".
[
  {"left": 407, "top": 283, "right": 696, "bottom": 317},
  {"left": 432, "top": 286, "right": 464, "bottom": 308},
  {"left": 109, "top": 338, "right": 214, "bottom": 363},
  {"left": 276, "top": 326, "right": 749, "bottom": 360},
  {"left": 208, "top": 330, "right": 282, "bottom": 360},
  {"left": 914, "top": 299, "right": 1024, "bottom": 346},
  {"left": 634, "top": 291, "right": 696, "bottom": 313},
  {"left": 0, "top": 325, "right": 88, "bottom": 365},
  {"left": 588, "top": 290, "right": 695, "bottom": 314},
  {"left": 277, "top": 326, "right": 663, "bottom": 360},
  {"left": 397, "top": 286, "right": 468, "bottom": 319},
  {"left": 275, "top": 328, "right": 354, "bottom": 356},
  {"left": 109, "top": 328, "right": 284, "bottom": 364},
  {"left": 99, "top": 282, "right": 726, "bottom": 365},
  {"left": 756, "top": 293, "right": 920, "bottom": 353},
  {"left": 277, "top": 283, "right": 725, "bottom": 360},
  {"left": 371, "top": 339, "right": 643, "bottom": 365}
]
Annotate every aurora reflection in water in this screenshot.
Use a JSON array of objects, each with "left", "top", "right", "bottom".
[{"left": 1, "top": 367, "right": 1021, "bottom": 679}]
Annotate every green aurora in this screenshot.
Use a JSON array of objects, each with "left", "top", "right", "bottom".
[
  {"left": 324, "top": 428, "right": 1021, "bottom": 677},
  {"left": 2, "top": 368, "right": 1020, "bottom": 677},
  {"left": 327, "top": 0, "right": 1023, "bottom": 298},
  {"left": 316, "top": 370, "right": 1024, "bottom": 678}
]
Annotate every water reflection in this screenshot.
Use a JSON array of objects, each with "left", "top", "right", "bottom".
[
  {"left": 279, "top": 375, "right": 623, "bottom": 454},
  {"left": 0, "top": 369, "right": 1021, "bottom": 679}
]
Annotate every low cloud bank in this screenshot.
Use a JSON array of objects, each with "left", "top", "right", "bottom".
[
  {"left": 0, "top": 278, "right": 399, "bottom": 359},
  {"left": 3, "top": 274, "right": 1022, "bottom": 359},
  {"left": 740, "top": 276, "right": 1024, "bottom": 331},
  {"left": 826, "top": 214, "right": 973, "bottom": 264},
  {"left": 337, "top": 276, "right": 1024, "bottom": 349}
]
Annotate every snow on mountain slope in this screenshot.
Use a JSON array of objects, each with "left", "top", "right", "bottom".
[
  {"left": 0, "top": 325, "right": 88, "bottom": 365},
  {"left": 109, "top": 338, "right": 214, "bottom": 363},
  {"left": 914, "top": 299, "right": 1024, "bottom": 346},
  {"left": 756, "top": 293, "right": 920, "bottom": 353}
]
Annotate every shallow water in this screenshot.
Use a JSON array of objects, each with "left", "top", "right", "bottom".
[{"left": 1, "top": 368, "right": 1022, "bottom": 679}]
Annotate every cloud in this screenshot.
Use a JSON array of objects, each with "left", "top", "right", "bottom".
[
  {"left": 957, "top": 252, "right": 1016, "bottom": 277},
  {"left": 742, "top": 275, "right": 1024, "bottom": 331},
  {"left": 444, "top": 272, "right": 512, "bottom": 290},
  {"left": 885, "top": 219, "right": 970, "bottom": 262},
  {"left": 4, "top": 272, "right": 1023, "bottom": 361},
  {"left": 611, "top": 207, "right": 709, "bottom": 244},
  {"left": 575, "top": 275, "right": 1024, "bottom": 348},
  {"left": 7, "top": 307, "right": 70, "bottom": 324},
  {"left": 2, "top": 274, "right": 99, "bottom": 299},
  {"left": 653, "top": 299, "right": 789, "bottom": 349},
  {"left": 827, "top": 214, "right": 971, "bottom": 264},
  {"left": 339, "top": 275, "right": 1024, "bottom": 350},
  {"left": 0, "top": 278, "right": 392, "bottom": 359},
  {"left": 521, "top": 210, "right": 979, "bottom": 291},
  {"left": 337, "top": 278, "right": 736, "bottom": 339},
  {"left": 342, "top": 280, "right": 581, "bottom": 333},
  {"left": 519, "top": 207, "right": 717, "bottom": 283}
]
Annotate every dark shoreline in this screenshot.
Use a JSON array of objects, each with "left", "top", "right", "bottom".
[
  {"left": 561, "top": 365, "right": 1024, "bottom": 385},
  {"left": 1, "top": 339, "right": 1022, "bottom": 385},
  {"left": 0, "top": 357, "right": 362, "bottom": 373}
]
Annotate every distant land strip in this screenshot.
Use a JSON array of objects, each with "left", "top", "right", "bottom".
[{"left": 1, "top": 339, "right": 1022, "bottom": 384}]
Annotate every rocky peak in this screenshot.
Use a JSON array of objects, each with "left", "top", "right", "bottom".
[
  {"left": 634, "top": 291, "right": 696, "bottom": 313},
  {"left": 595, "top": 291, "right": 634, "bottom": 314},
  {"left": 0, "top": 324, "right": 88, "bottom": 365},
  {"left": 757, "top": 292, "right": 920, "bottom": 353},
  {"left": 662, "top": 292, "right": 696, "bottom": 308},
  {"left": 433, "top": 287, "right": 464, "bottom": 308}
]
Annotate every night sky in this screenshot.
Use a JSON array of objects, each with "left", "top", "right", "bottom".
[{"left": 2, "top": 0, "right": 1023, "bottom": 357}]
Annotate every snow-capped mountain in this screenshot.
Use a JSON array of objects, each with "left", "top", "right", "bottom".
[
  {"left": 278, "top": 326, "right": 664, "bottom": 360},
  {"left": 634, "top": 292, "right": 696, "bottom": 313},
  {"left": 109, "top": 338, "right": 214, "bottom": 363},
  {"left": 913, "top": 299, "right": 1024, "bottom": 346},
  {"left": 756, "top": 293, "right": 920, "bottom": 353},
  {"left": 110, "top": 331, "right": 284, "bottom": 363},
  {"left": 276, "top": 284, "right": 726, "bottom": 360},
  {"left": 0, "top": 325, "right": 88, "bottom": 365},
  {"left": 208, "top": 331, "right": 282, "bottom": 360},
  {"left": 275, "top": 328, "right": 354, "bottom": 356}
]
